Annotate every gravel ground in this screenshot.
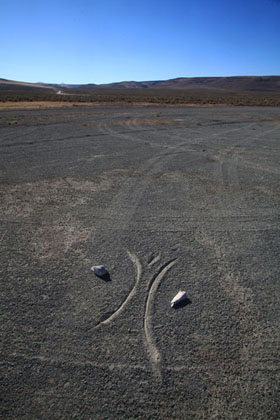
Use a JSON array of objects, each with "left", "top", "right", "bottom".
[{"left": 0, "top": 105, "right": 279, "bottom": 419}]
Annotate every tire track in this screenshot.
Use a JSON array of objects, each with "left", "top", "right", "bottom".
[
  {"left": 95, "top": 251, "right": 142, "bottom": 327},
  {"left": 143, "top": 258, "right": 177, "bottom": 380},
  {"left": 194, "top": 121, "right": 280, "bottom": 413},
  {"left": 148, "top": 253, "right": 161, "bottom": 267},
  {"left": 100, "top": 156, "right": 163, "bottom": 233},
  {"left": 96, "top": 115, "right": 255, "bottom": 237},
  {"left": 215, "top": 123, "right": 280, "bottom": 214},
  {"left": 195, "top": 229, "right": 278, "bottom": 416},
  {"left": 10, "top": 352, "right": 147, "bottom": 371},
  {"left": 10, "top": 352, "right": 213, "bottom": 373}
]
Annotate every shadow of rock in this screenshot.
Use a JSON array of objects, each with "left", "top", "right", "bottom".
[
  {"left": 98, "top": 272, "right": 111, "bottom": 282},
  {"left": 172, "top": 297, "right": 192, "bottom": 309}
]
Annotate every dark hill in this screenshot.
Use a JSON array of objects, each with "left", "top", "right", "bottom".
[
  {"left": 1, "top": 76, "right": 280, "bottom": 93},
  {"left": 1, "top": 76, "right": 280, "bottom": 106},
  {"left": 62, "top": 76, "right": 280, "bottom": 93}
]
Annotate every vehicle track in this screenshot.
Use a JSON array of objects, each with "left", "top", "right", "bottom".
[
  {"left": 194, "top": 120, "right": 280, "bottom": 413},
  {"left": 95, "top": 251, "right": 142, "bottom": 327},
  {"left": 147, "top": 253, "right": 161, "bottom": 267},
  {"left": 143, "top": 258, "right": 177, "bottom": 380}
]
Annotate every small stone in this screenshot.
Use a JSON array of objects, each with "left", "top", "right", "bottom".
[
  {"left": 171, "top": 290, "right": 188, "bottom": 308},
  {"left": 91, "top": 265, "right": 108, "bottom": 277}
]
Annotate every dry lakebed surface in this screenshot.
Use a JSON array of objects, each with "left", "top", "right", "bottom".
[{"left": 0, "top": 105, "right": 279, "bottom": 419}]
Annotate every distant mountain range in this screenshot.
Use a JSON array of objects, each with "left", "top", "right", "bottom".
[
  {"left": 1, "top": 76, "right": 280, "bottom": 93},
  {"left": 94, "top": 76, "right": 280, "bottom": 92}
]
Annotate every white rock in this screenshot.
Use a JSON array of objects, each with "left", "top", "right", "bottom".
[
  {"left": 171, "top": 290, "right": 187, "bottom": 307},
  {"left": 91, "top": 265, "right": 108, "bottom": 277}
]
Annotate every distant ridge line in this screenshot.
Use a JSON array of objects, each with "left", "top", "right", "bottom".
[{"left": 1, "top": 75, "right": 280, "bottom": 93}]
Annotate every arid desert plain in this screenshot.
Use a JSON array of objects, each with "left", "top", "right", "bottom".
[{"left": 0, "top": 105, "right": 279, "bottom": 419}]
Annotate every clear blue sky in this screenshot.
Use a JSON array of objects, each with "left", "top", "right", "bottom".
[{"left": 1, "top": 0, "right": 279, "bottom": 84}]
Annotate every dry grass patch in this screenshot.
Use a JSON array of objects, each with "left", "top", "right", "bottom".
[{"left": 0, "top": 101, "right": 102, "bottom": 110}]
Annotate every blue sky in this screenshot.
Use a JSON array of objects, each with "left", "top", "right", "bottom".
[{"left": 1, "top": 0, "right": 279, "bottom": 84}]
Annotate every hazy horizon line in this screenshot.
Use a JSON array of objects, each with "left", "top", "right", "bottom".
[{"left": 1, "top": 74, "right": 280, "bottom": 86}]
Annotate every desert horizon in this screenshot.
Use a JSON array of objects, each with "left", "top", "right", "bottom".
[{"left": 1, "top": 75, "right": 280, "bottom": 108}]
